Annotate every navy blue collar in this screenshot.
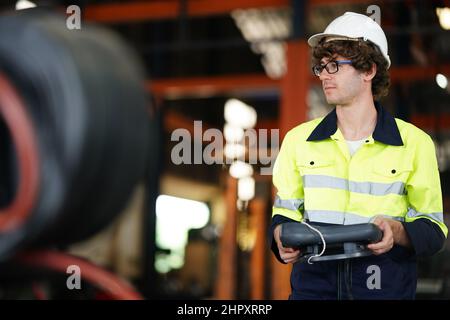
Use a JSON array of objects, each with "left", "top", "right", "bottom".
[{"left": 306, "top": 102, "right": 404, "bottom": 146}]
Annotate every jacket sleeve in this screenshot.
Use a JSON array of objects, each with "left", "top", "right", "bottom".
[
  {"left": 272, "top": 130, "right": 305, "bottom": 221},
  {"left": 270, "top": 131, "right": 305, "bottom": 262},
  {"left": 404, "top": 134, "right": 448, "bottom": 256}
]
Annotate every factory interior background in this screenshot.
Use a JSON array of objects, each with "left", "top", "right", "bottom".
[{"left": 1, "top": 0, "right": 450, "bottom": 300}]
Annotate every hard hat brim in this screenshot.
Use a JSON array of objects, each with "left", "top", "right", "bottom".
[{"left": 308, "top": 33, "right": 358, "bottom": 47}]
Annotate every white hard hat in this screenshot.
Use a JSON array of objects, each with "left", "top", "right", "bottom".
[{"left": 308, "top": 12, "right": 391, "bottom": 68}]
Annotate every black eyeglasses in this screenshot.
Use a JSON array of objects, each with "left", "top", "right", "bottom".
[{"left": 312, "top": 60, "right": 352, "bottom": 76}]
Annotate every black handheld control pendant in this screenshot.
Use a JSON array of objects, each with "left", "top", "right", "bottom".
[{"left": 280, "top": 222, "right": 383, "bottom": 262}]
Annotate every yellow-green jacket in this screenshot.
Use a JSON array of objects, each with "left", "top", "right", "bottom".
[{"left": 272, "top": 104, "right": 447, "bottom": 257}]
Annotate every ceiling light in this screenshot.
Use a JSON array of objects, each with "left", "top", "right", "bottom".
[
  {"left": 224, "top": 99, "right": 257, "bottom": 129},
  {"left": 436, "top": 73, "right": 448, "bottom": 89},
  {"left": 224, "top": 143, "right": 246, "bottom": 160},
  {"left": 15, "top": 0, "right": 36, "bottom": 10},
  {"left": 231, "top": 8, "right": 290, "bottom": 79},
  {"left": 436, "top": 8, "right": 450, "bottom": 30},
  {"left": 238, "top": 177, "right": 255, "bottom": 201},
  {"left": 224, "top": 124, "right": 244, "bottom": 143},
  {"left": 229, "top": 160, "right": 253, "bottom": 179}
]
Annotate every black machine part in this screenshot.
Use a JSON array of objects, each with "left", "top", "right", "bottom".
[
  {"left": 0, "top": 8, "right": 151, "bottom": 260},
  {"left": 280, "top": 222, "right": 383, "bottom": 262}
]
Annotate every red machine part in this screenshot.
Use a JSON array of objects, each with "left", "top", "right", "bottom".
[
  {"left": 18, "top": 250, "right": 143, "bottom": 300},
  {"left": 0, "top": 73, "right": 39, "bottom": 232}
]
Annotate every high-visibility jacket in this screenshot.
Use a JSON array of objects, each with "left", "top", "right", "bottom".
[
  {"left": 273, "top": 104, "right": 447, "bottom": 235},
  {"left": 271, "top": 103, "right": 448, "bottom": 299}
]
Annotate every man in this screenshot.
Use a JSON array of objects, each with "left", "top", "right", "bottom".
[{"left": 271, "top": 12, "right": 448, "bottom": 299}]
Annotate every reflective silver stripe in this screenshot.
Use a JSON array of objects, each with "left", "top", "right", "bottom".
[
  {"left": 274, "top": 195, "right": 304, "bottom": 211},
  {"left": 303, "top": 175, "right": 406, "bottom": 196},
  {"left": 406, "top": 208, "right": 444, "bottom": 223},
  {"left": 304, "top": 209, "right": 405, "bottom": 225}
]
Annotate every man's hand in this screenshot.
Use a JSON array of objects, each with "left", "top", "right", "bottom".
[
  {"left": 367, "top": 216, "right": 412, "bottom": 255},
  {"left": 274, "top": 224, "right": 301, "bottom": 264}
]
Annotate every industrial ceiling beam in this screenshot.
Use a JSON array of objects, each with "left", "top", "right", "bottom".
[
  {"left": 148, "top": 74, "right": 280, "bottom": 98},
  {"left": 84, "top": 0, "right": 290, "bottom": 23},
  {"left": 85, "top": 1, "right": 178, "bottom": 22},
  {"left": 310, "top": 0, "right": 373, "bottom": 5},
  {"left": 84, "top": 0, "right": 381, "bottom": 23},
  {"left": 149, "top": 64, "right": 450, "bottom": 98},
  {"left": 390, "top": 64, "right": 450, "bottom": 83},
  {"left": 410, "top": 114, "right": 450, "bottom": 132}
]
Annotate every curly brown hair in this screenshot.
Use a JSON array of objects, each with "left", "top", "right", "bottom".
[{"left": 312, "top": 39, "right": 390, "bottom": 100}]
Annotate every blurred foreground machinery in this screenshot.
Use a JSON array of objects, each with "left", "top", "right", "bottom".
[{"left": 0, "top": 9, "right": 151, "bottom": 299}]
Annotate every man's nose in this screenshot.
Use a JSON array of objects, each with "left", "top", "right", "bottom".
[{"left": 319, "top": 69, "right": 332, "bottom": 81}]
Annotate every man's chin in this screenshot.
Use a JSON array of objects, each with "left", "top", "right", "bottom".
[
  {"left": 325, "top": 98, "right": 339, "bottom": 105},
  {"left": 325, "top": 95, "right": 348, "bottom": 105}
]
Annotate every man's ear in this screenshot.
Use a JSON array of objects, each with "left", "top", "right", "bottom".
[{"left": 363, "top": 63, "right": 377, "bottom": 81}]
